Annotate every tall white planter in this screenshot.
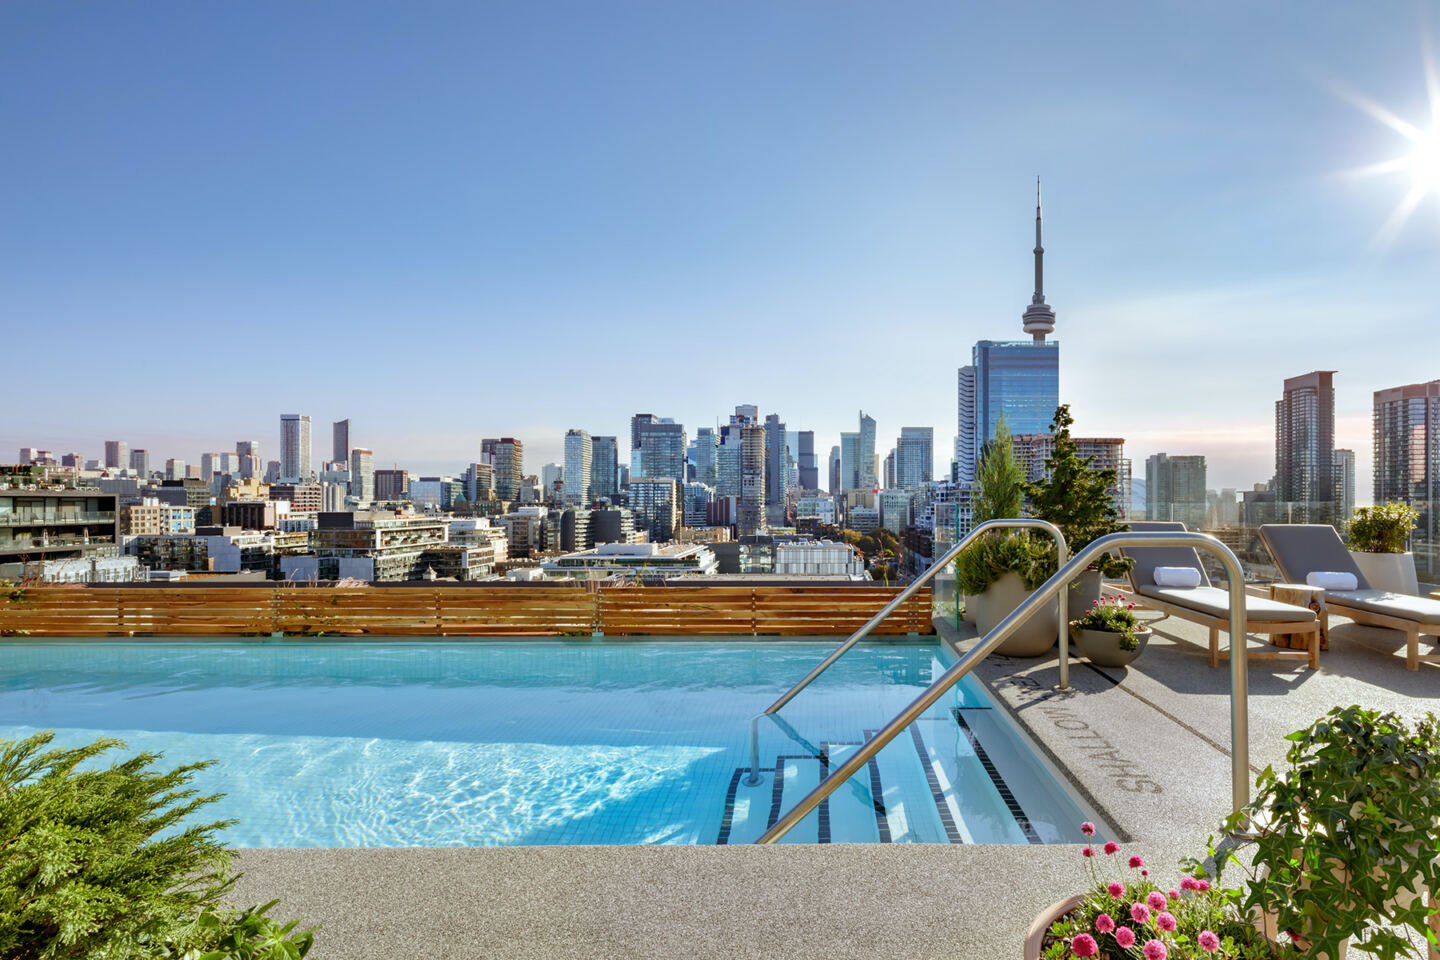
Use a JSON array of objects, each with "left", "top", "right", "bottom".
[
  {"left": 1349, "top": 551, "right": 1419, "bottom": 596},
  {"left": 970, "top": 572, "right": 1058, "bottom": 657}
]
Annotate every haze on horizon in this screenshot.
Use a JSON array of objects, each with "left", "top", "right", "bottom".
[{"left": 4, "top": 2, "right": 1439, "bottom": 498}]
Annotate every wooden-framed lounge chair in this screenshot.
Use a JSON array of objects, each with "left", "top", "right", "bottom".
[
  {"left": 1118, "top": 522, "right": 1320, "bottom": 669},
  {"left": 1259, "top": 523, "right": 1440, "bottom": 671}
]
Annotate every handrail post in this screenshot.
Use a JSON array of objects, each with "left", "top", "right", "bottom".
[{"left": 754, "top": 531, "right": 1250, "bottom": 843}]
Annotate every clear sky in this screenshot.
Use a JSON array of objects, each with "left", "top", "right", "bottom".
[{"left": 4, "top": 2, "right": 1438, "bottom": 495}]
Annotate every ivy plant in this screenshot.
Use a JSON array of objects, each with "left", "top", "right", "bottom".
[{"left": 1209, "top": 706, "right": 1440, "bottom": 960}]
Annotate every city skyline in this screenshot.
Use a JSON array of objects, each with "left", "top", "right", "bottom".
[{"left": 5, "top": 3, "right": 1440, "bottom": 493}]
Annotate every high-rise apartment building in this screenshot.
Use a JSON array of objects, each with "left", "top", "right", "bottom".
[
  {"left": 797, "top": 431, "right": 818, "bottom": 491},
  {"left": 858, "top": 412, "right": 877, "bottom": 491},
  {"left": 1274, "top": 371, "right": 1336, "bottom": 508},
  {"left": 129, "top": 449, "right": 149, "bottom": 477},
  {"left": 630, "top": 414, "right": 659, "bottom": 456},
  {"left": 1013, "top": 434, "right": 1132, "bottom": 519},
  {"left": 840, "top": 432, "right": 860, "bottom": 491},
  {"left": 280, "top": 414, "right": 312, "bottom": 483},
  {"left": 682, "top": 482, "right": 714, "bottom": 528},
  {"left": 693, "top": 428, "right": 718, "bottom": 489},
  {"left": 829, "top": 445, "right": 841, "bottom": 494},
  {"left": 764, "top": 414, "right": 787, "bottom": 509},
  {"left": 481, "top": 438, "right": 524, "bottom": 500},
  {"left": 716, "top": 425, "right": 742, "bottom": 498},
  {"left": 883, "top": 450, "right": 896, "bottom": 490},
  {"left": 1373, "top": 380, "right": 1440, "bottom": 577},
  {"left": 332, "top": 420, "right": 350, "bottom": 464},
  {"left": 349, "top": 448, "right": 374, "bottom": 502},
  {"left": 105, "top": 440, "right": 127, "bottom": 470},
  {"left": 540, "top": 463, "right": 565, "bottom": 499},
  {"left": 564, "top": 429, "right": 593, "bottom": 506},
  {"left": 1144, "top": 453, "right": 1207, "bottom": 528},
  {"left": 200, "top": 453, "right": 221, "bottom": 482},
  {"left": 630, "top": 477, "right": 679, "bottom": 542},
  {"left": 236, "top": 441, "right": 260, "bottom": 479},
  {"left": 738, "top": 423, "right": 766, "bottom": 537},
  {"left": 973, "top": 340, "right": 1060, "bottom": 448},
  {"left": 895, "top": 427, "right": 933, "bottom": 491},
  {"left": 1333, "top": 448, "right": 1355, "bottom": 519},
  {"left": 585, "top": 436, "right": 615, "bottom": 500},
  {"left": 955, "top": 365, "right": 977, "bottom": 483},
  {"left": 165, "top": 458, "right": 186, "bottom": 482},
  {"left": 634, "top": 420, "right": 687, "bottom": 488}
]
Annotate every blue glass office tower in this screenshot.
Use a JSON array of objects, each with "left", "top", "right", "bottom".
[{"left": 973, "top": 339, "right": 1059, "bottom": 443}]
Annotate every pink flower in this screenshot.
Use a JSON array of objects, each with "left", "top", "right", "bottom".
[
  {"left": 1196, "top": 879, "right": 1211, "bottom": 892},
  {"left": 1095, "top": 914, "right": 1115, "bottom": 934},
  {"left": 1147, "top": 891, "right": 1168, "bottom": 911},
  {"left": 1080, "top": 821, "right": 1095, "bottom": 836},
  {"left": 1115, "top": 927, "right": 1136, "bottom": 948},
  {"left": 1128, "top": 856, "right": 1144, "bottom": 869},
  {"left": 1103, "top": 841, "right": 1119, "bottom": 855},
  {"left": 1198, "top": 930, "right": 1221, "bottom": 952},
  {"left": 1072, "top": 933, "right": 1098, "bottom": 957},
  {"left": 1130, "top": 902, "right": 1150, "bottom": 924},
  {"left": 1143, "top": 939, "right": 1168, "bottom": 960},
  {"left": 1082, "top": 846, "right": 1094, "bottom": 858},
  {"left": 1141, "top": 869, "right": 1148, "bottom": 877},
  {"left": 1127, "top": 603, "right": 1136, "bottom": 609},
  {"left": 1180, "top": 876, "right": 1197, "bottom": 892},
  {"left": 1107, "top": 881, "right": 1125, "bottom": 899},
  {"left": 1156, "top": 912, "right": 1177, "bottom": 932}
]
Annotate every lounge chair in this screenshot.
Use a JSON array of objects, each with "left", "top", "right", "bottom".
[
  {"left": 1118, "top": 522, "right": 1319, "bottom": 669},
  {"left": 1259, "top": 523, "right": 1440, "bottom": 671}
]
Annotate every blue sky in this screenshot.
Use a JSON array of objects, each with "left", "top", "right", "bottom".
[{"left": 4, "top": 2, "right": 1438, "bottom": 494}]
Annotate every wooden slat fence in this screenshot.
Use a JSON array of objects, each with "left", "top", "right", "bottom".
[{"left": 0, "top": 585, "right": 932, "bottom": 638}]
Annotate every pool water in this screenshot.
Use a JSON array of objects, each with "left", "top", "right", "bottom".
[{"left": 0, "top": 640, "right": 1101, "bottom": 846}]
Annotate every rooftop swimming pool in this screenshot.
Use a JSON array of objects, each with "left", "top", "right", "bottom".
[{"left": 0, "top": 639, "right": 1102, "bottom": 846}]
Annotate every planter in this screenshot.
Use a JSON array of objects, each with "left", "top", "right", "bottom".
[
  {"left": 1023, "top": 896, "right": 1084, "bottom": 960},
  {"left": 971, "top": 572, "right": 1058, "bottom": 657},
  {"left": 1349, "top": 550, "right": 1419, "bottom": 595},
  {"left": 1071, "top": 625, "right": 1150, "bottom": 668},
  {"left": 962, "top": 594, "right": 977, "bottom": 624}
]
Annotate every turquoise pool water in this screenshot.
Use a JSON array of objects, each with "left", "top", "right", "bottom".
[{"left": 0, "top": 640, "right": 1100, "bottom": 846}]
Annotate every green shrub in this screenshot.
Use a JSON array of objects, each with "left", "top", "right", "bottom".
[
  {"left": 1025, "top": 405, "right": 1132, "bottom": 579},
  {"left": 955, "top": 529, "right": 1053, "bottom": 595},
  {"left": 971, "top": 413, "right": 1024, "bottom": 524},
  {"left": 1346, "top": 502, "right": 1419, "bottom": 554},
  {"left": 0, "top": 732, "right": 315, "bottom": 960}
]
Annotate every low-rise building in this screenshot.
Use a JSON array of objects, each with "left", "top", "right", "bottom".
[
  {"left": 122, "top": 499, "right": 196, "bottom": 536},
  {"left": 307, "top": 511, "right": 449, "bottom": 581},
  {"left": 0, "top": 489, "right": 121, "bottom": 566},
  {"left": 540, "top": 542, "right": 718, "bottom": 579},
  {"left": 773, "top": 540, "right": 867, "bottom": 577}
]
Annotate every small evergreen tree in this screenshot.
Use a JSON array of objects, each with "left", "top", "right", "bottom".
[
  {"left": 971, "top": 413, "right": 1024, "bottom": 523},
  {"left": 0, "top": 731, "right": 315, "bottom": 960},
  {"left": 1024, "top": 404, "right": 1131, "bottom": 577}
]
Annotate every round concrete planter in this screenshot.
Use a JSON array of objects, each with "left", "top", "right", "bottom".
[
  {"left": 1070, "top": 625, "right": 1150, "bottom": 668},
  {"left": 1349, "top": 550, "right": 1419, "bottom": 595},
  {"left": 971, "top": 572, "right": 1057, "bottom": 657},
  {"left": 961, "top": 594, "right": 977, "bottom": 624},
  {"left": 1023, "top": 895, "right": 1084, "bottom": 960},
  {"left": 1068, "top": 569, "right": 1103, "bottom": 615}
]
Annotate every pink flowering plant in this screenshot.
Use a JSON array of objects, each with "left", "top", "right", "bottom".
[
  {"left": 1042, "top": 824, "right": 1279, "bottom": 960},
  {"left": 1070, "top": 595, "right": 1145, "bottom": 651}
]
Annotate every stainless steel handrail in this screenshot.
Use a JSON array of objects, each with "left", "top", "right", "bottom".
[
  {"left": 744, "top": 518, "right": 1066, "bottom": 786},
  {"left": 754, "top": 531, "right": 1250, "bottom": 843}
]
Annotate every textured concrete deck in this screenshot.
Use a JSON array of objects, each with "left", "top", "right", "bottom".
[{"left": 231, "top": 614, "right": 1439, "bottom": 959}]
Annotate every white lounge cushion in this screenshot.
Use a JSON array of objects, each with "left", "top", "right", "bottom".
[
  {"left": 1138, "top": 585, "right": 1317, "bottom": 624},
  {"left": 1154, "top": 566, "right": 1202, "bottom": 589},
  {"left": 1327, "top": 589, "right": 1440, "bottom": 626},
  {"left": 1306, "top": 571, "right": 1358, "bottom": 591}
]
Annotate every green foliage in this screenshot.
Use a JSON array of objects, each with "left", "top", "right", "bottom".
[
  {"left": 955, "top": 529, "right": 1053, "bottom": 595},
  {"left": 855, "top": 527, "right": 898, "bottom": 559},
  {"left": 1212, "top": 706, "right": 1440, "bottom": 960},
  {"left": 1070, "top": 594, "right": 1143, "bottom": 651},
  {"left": 1024, "top": 405, "right": 1132, "bottom": 579},
  {"left": 1346, "top": 502, "right": 1419, "bottom": 554},
  {"left": 971, "top": 413, "right": 1024, "bottom": 524},
  {"left": 0, "top": 732, "right": 316, "bottom": 960}
]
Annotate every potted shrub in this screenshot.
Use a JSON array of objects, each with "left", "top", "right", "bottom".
[
  {"left": 1025, "top": 404, "right": 1133, "bottom": 613},
  {"left": 1346, "top": 502, "right": 1420, "bottom": 595},
  {"left": 1069, "top": 594, "right": 1150, "bottom": 668},
  {"left": 1026, "top": 824, "right": 1275, "bottom": 960},
  {"left": 957, "top": 415, "right": 1057, "bottom": 653},
  {"left": 1213, "top": 705, "right": 1440, "bottom": 960}
]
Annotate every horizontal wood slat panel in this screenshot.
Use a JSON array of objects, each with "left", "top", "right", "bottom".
[{"left": 1, "top": 585, "right": 931, "bottom": 637}]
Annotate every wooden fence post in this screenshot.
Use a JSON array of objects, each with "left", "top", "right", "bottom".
[{"left": 592, "top": 588, "right": 604, "bottom": 637}]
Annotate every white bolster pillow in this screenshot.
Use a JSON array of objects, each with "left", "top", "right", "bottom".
[
  {"left": 1154, "top": 566, "right": 1202, "bottom": 588},
  {"left": 1306, "top": 571, "right": 1357, "bottom": 591}
]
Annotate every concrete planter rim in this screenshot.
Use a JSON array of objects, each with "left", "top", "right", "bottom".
[{"left": 1023, "top": 895, "right": 1085, "bottom": 960}]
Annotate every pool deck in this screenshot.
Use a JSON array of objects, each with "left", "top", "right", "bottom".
[{"left": 231, "top": 612, "right": 1439, "bottom": 959}]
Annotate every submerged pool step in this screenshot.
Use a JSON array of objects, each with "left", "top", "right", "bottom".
[{"left": 716, "top": 723, "right": 960, "bottom": 844}]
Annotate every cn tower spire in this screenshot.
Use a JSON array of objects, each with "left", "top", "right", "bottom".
[{"left": 1021, "top": 176, "right": 1056, "bottom": 342}]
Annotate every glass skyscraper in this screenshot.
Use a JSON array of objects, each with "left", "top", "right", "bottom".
[{"left": 972, "top": 340, "right": 1059, "bottom": 447}]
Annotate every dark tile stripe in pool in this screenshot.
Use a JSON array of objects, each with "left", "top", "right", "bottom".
[{"left": 953, "top": 708, "right": 1042, "bottom": 844}]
